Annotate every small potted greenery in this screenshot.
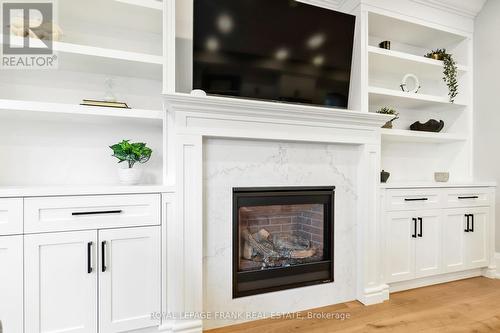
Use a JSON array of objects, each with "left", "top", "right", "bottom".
[
  {"left": 377, "top": 107, "right": 399, "bottom": 129},
  {"left": 424, "top": 49, "right": 458, "bottom": 103},
  {"left": 110, "top": 140, "right": 153, "bottom": 185}
]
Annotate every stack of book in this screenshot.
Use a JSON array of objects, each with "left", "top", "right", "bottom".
[{"left": 80, "top": 99, "right": 130, "bottom": 109}]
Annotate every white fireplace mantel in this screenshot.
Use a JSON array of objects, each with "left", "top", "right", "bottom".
[{"left": 161, "top": 93, "right": 392, "bottom": 333}]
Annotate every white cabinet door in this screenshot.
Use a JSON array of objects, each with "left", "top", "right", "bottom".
[
  {"left": 99, "top": 226, "right": 160, "bottom": 333},
  {"left": 24, "top": 231, "right": 97, "bottom": 333},
  {"left": 0, "top": 235, "right": 23, "bottom": 333},
  {"left": 415, "top": 211, "right": 442, "bottom": 278},
  {"left": 386, "top": 211, "right": 416, "bottom": 283},
  {"left": 466, "top": 207, "right": 489, "bottom": 269},
  {"left": 443, "top": 209, "right": 467, "bottom": 273}
]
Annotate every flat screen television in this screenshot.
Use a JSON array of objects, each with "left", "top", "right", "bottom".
[{"left": 193, "top": 0, "right": 356, "bottom": 108}]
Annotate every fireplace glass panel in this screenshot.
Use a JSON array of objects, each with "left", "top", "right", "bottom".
[{"left": 238, "top": 203, "right": 325, "bottom": 272}]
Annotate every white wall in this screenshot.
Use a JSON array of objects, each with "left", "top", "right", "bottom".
[{"left": 474, "top": 0, "right": 500, "bottom": 251}]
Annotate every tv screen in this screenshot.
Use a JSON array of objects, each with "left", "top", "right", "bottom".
[{"left": 193, "top": 0, "right": 356, "bottom": 108}]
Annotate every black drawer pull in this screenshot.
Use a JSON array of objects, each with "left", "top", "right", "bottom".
[
  {"left": 101, "top": 241, "right": 107, "bottom": 272},
  {"left": 405, "top": 198, "right": 428, "bottom": 202},
  {"left": 470, "top": 214, "right": 475, "bottom": 232},
  {"left": 458, "top": 196, "right": 479, "bottom": 200},
  {"left": 418, "top": 217, "right": 423, "bottom": 238},
  {"left": 465, "top": 214, "right": 470, "bottom": 232},
  {"left": 412, "top": 218, "right": 417, "bottom": 238},
  {"left": 87, "top": 242, "right": 93, "bottom": 274},
  {"left": 72, "top": 210, "right": 123, "bottom": 216}
]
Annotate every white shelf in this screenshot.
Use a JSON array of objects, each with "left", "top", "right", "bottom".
[
  {"left": 0, "top": 185, "right": 175, "bottom": 198},
  {"left": 380, "top": 181, "right": 496, "bottom": 189},
  {"left": 0, "top": 99, "right": 163, "bottom": 121},
  {"left": 368, "top": 46, "right": 468, "bottom": 78},
  {"left": 9, "top": 37, "right": 163, "bottom": 65},
  {"left": 114, "top": 0, "right": 162, "bottom": 10},
  {"left": 369, "top": 12, "right": 468, "bottom": 49},
  {"left": 381, "top": 129, "right": 467, "bottom": 143},
  {"left": 369, "top": 86, "right": 467, "bottom": 110}
]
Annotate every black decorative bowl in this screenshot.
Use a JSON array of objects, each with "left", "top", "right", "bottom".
[{"left": 410, "top": 119, "right": 444, "bottom": 133}]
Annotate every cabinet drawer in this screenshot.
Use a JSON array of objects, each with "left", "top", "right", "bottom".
[
  {"left": 24, "top": 194, "right": 160, "bottom": 233},
  {"left": 445, "top": 188, "right": 492, "bottom": 208},
  {"left": 386, "top": 189, "right": 442, "bottom": 211},
  {"left": 0, "top": 198, "right": 23, "bottom": 235}
]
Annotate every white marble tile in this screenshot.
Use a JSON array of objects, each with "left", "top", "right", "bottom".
[{"left": 203, "top": 138, "right": 360, "bottom": 329}]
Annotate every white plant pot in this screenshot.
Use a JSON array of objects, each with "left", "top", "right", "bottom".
[{"left": 118, "top": 167, "right": 142, "bottom": 185}]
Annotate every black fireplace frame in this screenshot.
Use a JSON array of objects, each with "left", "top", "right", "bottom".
[{"left": 232, "top": 186, "right": 335, "bottom": 298}]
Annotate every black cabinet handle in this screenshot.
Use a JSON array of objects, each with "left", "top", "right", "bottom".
[
  {"left": 412, "top": 218, "right": 417, "bottom": 238},
  {"left": 418, "top": 217, "right": 423, "bottom": 237},
  {"left": 405, "top": 198, "right": 428, "bottom": 202},
  {"left": 464, "top": 215, "right": 470, "bottom": 232},
  {"left": 87, "top": 242, "right": 93, "bottom": 274},
  {"left": 470, "top": 214, "right": 475, "bottom": 232},
  {"left": 72, "top": 210, "right": 123, "bottom": 216},
  {"left": 101, "top": 241, "right": 107, "bottom": 272},
  {"left": 458, "top": 196, "right": 479, "bottom": 200}
]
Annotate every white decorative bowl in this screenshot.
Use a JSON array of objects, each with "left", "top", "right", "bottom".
[{"left": 434, "top": 172, "right": 450, "bottom": 183}]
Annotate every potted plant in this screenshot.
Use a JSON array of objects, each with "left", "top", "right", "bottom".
[
  {"left": 424, "top": 49, "right": 458, "bottom": 103},
  {"left": 377, "top": 107, "right": 399, "bottom": 129},
  {"left": 110, "top": 140, "right": 152, "bottom": 185}
]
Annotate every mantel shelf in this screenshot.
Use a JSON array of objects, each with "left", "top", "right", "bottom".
[
  {"left": 164, "top": 93, "right": 393, "bottom": 129},
  {"left": 0, "top": 99, "right": 164, "bottom": 121},
  {"left": 381, "top": 128, "right": 467, "bottom": 143},
  {"left": 369, "top": 86, "right": 467, "bottom": 110}
]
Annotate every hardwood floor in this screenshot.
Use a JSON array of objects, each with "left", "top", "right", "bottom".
[{"left": 205, "top": 277, "right": 500, "bottom": 333}]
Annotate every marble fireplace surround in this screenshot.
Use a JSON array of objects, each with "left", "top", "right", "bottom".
[{"left": 163, "top": 93, "right": 392, "bottom": 332}]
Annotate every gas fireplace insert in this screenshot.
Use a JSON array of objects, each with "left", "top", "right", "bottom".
[{"left": 233, "top": 186, "right": 335, "bottom": 298}]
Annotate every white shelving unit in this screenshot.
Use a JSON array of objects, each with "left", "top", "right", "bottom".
[
  {"left": 363, "top": 8, "right": 473, "bottom": 183},
  {"left": 0, "top": 0, "right": 166, "bottom": 187}
]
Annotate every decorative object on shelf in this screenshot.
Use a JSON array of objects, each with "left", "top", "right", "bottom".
[
  {"left": 9, "top": 17, "right": 63, "bottom": 41},
  {"left": 400, "top": 73, "right": 421, "bottom": 93},
  {"left": 434, "top": 172, "right": 450, "bottom": 183},
  {"left": 191, "top": 89, "right": 207, "bottom": 97},
  {"left": 379, "top": 41, "right": 391, "bottom": 50},
  {"left": 80, "top": 99, "right": 130, "bottom": 109},
  {"left": 424, "top": 49, "right": 458, "bottom": 103},
  {"left": 110, "top": 140, "right": 153, "bottom": 185},
  {"left": 377, "top": 107, "right": 399, "bottom": 129},
  {"left": 381, "top": 170, "right": 390, "bottom": 183},
  {"left": 410, "top": 119, "right": 445, "bottom": 133},
  {"left": 103, "top": 78, "right": 117, "bottom": 102}
]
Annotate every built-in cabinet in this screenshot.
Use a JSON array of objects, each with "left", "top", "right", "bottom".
[
  {"left": 0, "top": 235, "right": 23, "bottom": 333},
  {"left": 383, "top": 186, "right": 495, "bottom": 287},
  {"left": 0, "top": 193, "right": 163, "bottom": 333}
]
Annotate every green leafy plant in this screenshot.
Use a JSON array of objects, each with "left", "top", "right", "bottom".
[
  {"left": 110, "top": 140, "right": 152, "bottom": 168},
  {"left": 425, "top": 49, "right": 458, "bottom": 103},
  {"left": 376, "top": 107, "right": 399, "bottom": 120}
]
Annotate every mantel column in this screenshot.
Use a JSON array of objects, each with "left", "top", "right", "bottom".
[{"left": 356, "top": 143, "right": 389, "bottom": 305}]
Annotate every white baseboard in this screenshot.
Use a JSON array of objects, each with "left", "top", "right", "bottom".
[
  {"left": 389, "top": 269, "right": 484, "bottom": 293},
  {"left": 357, "top": 284, "right": 390, "bottom": 305},
  {"left": 159, "top": 320, "right": 203, "bottom": 333}
]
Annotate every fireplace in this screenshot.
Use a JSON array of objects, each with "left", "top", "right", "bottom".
[{"left": 233, "top": 186, "right": 335, "bottom": 298}]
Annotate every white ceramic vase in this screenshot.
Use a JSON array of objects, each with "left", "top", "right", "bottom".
[{"left": 118, "top": 167, "right": 142, "bottom": 185}]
